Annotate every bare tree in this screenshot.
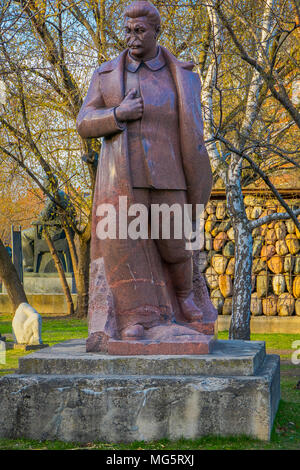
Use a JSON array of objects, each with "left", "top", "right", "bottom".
[{"left": 201, "top": 0, "right": 299, "bottom": 338}]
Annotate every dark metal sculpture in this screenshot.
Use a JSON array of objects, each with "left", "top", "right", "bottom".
[{"left": 21, "top": 176, "right": 74, "bottom": 273}]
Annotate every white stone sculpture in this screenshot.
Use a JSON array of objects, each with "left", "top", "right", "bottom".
[{"left": 12, "top": 303, "right": 42, "bottom": 345}]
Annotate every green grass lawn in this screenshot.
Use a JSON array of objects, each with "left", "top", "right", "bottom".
[{"left": 0, "top": 313, "right": 299, "bottom": 450}]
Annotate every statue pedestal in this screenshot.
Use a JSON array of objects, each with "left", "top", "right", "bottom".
[{"left": 0, "top": 339, "right": 280, "bottom": 442}]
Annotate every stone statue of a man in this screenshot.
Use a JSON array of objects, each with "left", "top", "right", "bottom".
[{"left": 77, "top": 1, "right": 216, "bottom": 353}]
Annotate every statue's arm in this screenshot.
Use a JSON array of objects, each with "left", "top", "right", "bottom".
[{"left": 76, "top": 69, "right": 124, "bottom": 139}]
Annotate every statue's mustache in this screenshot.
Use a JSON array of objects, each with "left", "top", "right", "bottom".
[{"left": 128, "top": 42, "right": 142, "bottom": 47}]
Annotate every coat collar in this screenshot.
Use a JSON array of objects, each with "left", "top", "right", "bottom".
[
  {"left": 125, "top": 46, "right": 166, "bottom": 72},
  {"left": 98, "top": 46, "right": 194, "bottom": 75}
]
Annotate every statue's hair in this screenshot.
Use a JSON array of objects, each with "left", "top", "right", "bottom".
[{"left": 124, "top": 1, "right": 161, "bottom": 28}]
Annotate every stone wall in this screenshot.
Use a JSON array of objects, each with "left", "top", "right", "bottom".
[{"left": 201, "top": 195, "right": 300, "bottom": 317}]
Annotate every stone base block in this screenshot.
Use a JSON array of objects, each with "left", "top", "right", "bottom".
[
  {"left": 0, "top": 339, "right": 280, "bottom": 442},
  {"left": 107, "top": 335, "right": 215, "bottom": 355},
  {"left": 87, "top": 323, "right": 217, "bottom": 355}
]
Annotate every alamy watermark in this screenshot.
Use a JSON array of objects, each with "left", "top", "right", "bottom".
[{"left": 95, "top": 197, "right": 204, "bottom": 250}]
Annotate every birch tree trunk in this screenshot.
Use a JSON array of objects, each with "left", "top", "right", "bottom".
[
  {"left": 202, "top": 0, "right": 277, "bottom": 339},
  {"left": 226, "top": 163, "right": 252, "bottom": 339}
]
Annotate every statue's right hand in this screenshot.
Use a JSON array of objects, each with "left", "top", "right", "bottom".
[{"left": 115, "top": 89, "right": 143, "bottom": 122}]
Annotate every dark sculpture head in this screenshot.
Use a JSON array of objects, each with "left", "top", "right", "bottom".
[{"left": 123, "top": 1, "right": 161, "bottom": 61}]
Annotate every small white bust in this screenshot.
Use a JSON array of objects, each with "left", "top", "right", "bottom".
[{"left": 12, "top": 303, "right": 42, "bottom": 345}]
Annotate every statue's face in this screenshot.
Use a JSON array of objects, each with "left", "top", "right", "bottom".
[{"left": 124, "top": 17, "right": 158, "bottom": 60}]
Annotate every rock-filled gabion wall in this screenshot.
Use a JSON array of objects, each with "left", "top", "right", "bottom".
[{"left": 200, "top": 195, "right": 300, "bottom": 316}]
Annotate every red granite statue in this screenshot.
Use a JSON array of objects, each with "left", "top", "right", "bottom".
[{"left": 77, "top": 1, "right": 217, "bottom": 355}]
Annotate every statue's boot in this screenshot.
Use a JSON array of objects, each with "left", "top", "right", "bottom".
[
  {"left": 177, "top": 291, "right": 203, "bottom": 322},
  {"left": 121, "top": 324, "right": 144, "bottom": 340}
]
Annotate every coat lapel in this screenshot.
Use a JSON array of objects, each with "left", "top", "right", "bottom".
[{"left": 99, "top": 50, "right": 127, "bottom": 107}]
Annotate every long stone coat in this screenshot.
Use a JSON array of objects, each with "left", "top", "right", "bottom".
[{"left": 77, "top": 46, "right": 213, "bottom": 342}]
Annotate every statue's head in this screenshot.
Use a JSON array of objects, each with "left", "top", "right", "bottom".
[{"left": 123, "top": 1, "right": 161, "bottom": 60}]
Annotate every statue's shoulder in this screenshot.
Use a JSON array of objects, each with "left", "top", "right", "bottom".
[
  {"left": 95, "top": 51, "right": 126, "bottom": 75},
  {"left": 178, "top": 59, "right": 195, "bottom": 72}
]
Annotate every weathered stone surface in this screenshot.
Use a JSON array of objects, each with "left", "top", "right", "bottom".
[
  {"left": 12, "top": 303, "right": 43, "bottom": 346},
  {"left": 262, "top": 295, "right": 278, "bottom": 316},
  {"left": 207, "top": 250, "right": 216, "bottom": 265},
  {"left": 0, "top": 339, "right": 280, "bottom": 442},
  {"left": 211, "top": 225, "right": 219, "bottom": 237},
  {"left": 197, "top": 251, "right": 208, "bottom": 273},
  {"left": 267, "top": 255, "right": 284, "bottom": 274},
  {"left": 216, "top": 202, "right": 226, "bottom": 219},
  {"left": 274, "top": 222, "right": 286, "bottom": 240},
  {"left": 211, "top": 288, "right": 224, "bottom": 313},
  {"left": 284, "top": 254, "right": 294, "bottom": 273},
  {"left": 294, "top": 255, "right": 300, "bottom": 274},
  {"left": 218, "top": 274, "right": 233, "bottom": 298},
  {"left": 293, "top": 276, "right": 300, "bottom": 298},
  {"left": 222, "top": 297, "right": 232, "bottom": 315},
  {"left": 218, "top": 219, "right": 231, "bottom": 233},
  {"left": 251, "top": 275, "right": 256, "bottom": 292},
  {"left": 296, "top": 299, "right": 300, "bottom": 316},
  {"left": 251, "top": 206, "right": 262, "bottom": 219},
  {"left": 257, "top": 272, "right": 269, "bottom": 298},
  {"left": 261, "top": 224, "right": 268, "bottom": 237},
  {"left": 244, "top": 195, "right": 256, "bottom": 206},
  {"left": 286, "top": 234, "right": 299, "bottom": 255},
  {"left": 252, "top": 258, "right": 266, "bottom": 274},
  {"left": 205, "top": 267, "right": 219, "bottom": 289},
  {"left": 272, "top": 274, "right": 285, "bottom": 296},
  {"left": 245, "top": 206, "right": 252, "bottom": 219},
  {"left": 213, "top": 232, "right": 228, "bottom": 251},
  {"left": 212, "top": 254, "right": 228, "bottom": 275},
  {"left": 252, "top": 227, "right": 262, "bottom": 237},
  {"left": 250, "top": 293, "right": 262, "bottom": 316},
  {"left": 205, "top": 214, "right": 217, "bottom": 232},
  {"left": 18, "top": 339, "right": 267, "bottom": 377},
  {"left": 197, "top": 252, "right": 208, "bottom": 273},
  {"left": 275, "top": 240, "right": 288, "bottom": 256},
  {"left": 223, "top": 241, "right": 235, "bottom": 258},
  {"left": 261, "top": 244, "right": 276, "bottom": 261},
  {"left": 205, "top": 232, "right": 213, "bottom": 251},
  {"left": 277, "top": 293, "right": 295, "bottom": 316},
  {"left": 286, "top": 220, "right": 295, "bottom": 234},
  {"left": 253, "top": 237, "right": 264, "bottom": 258},
  {"left": 206, "top": 201, "right": 216, "bottom": 214},
  {"left": 227, "top": 227, "right": 235, "bottom": 241},
  {"left": 108, "top": 327, "right": 215, "bottom": 355},
  {"left": 265, "top": 229, "right": 276, "bottom": 245},
  {"left": 226, "top": 257, "right": 235, "bottom": 275},
  {"left": 284, "top": 273, "right": 293, "bottom": 294}
]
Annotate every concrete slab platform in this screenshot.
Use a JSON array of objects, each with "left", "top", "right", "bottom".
[{"left": 18, "top": 338, "right": 266, "bottom": 377}]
